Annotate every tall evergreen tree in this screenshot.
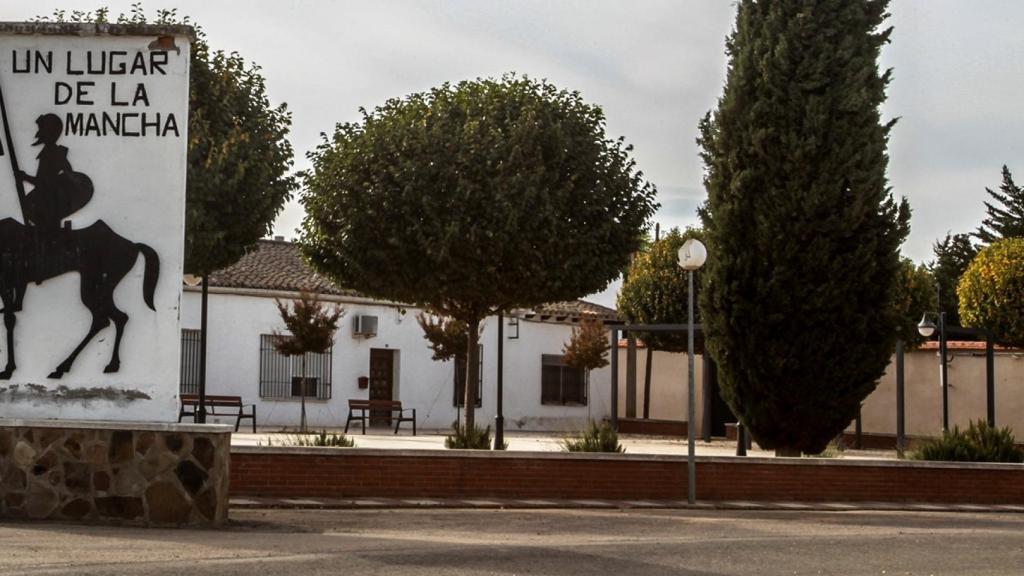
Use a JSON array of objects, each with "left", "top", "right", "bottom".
[
  {"left": 975, "top": 166, "right": 1024, "bottom": 244},
  {"left": 698, "top": 0, "right": 909, "bottom": 455},
  {"left": 929, "top": 232, "right": 977, "bottom": 326}
]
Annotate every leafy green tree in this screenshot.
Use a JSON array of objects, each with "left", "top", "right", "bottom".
[
  {"left": 697, "top": 0, "right": 909, "bottom": 455},
  {"left": 301, "top": 75, "right": 657, "bottom": 429},
  {"left": 617, "top": 227, "right": 704, "bottom": 417},
  {"left": 617, "top": 227, "right": 704, "bottom": 352},
  {"left": 274, "top": 292, "right": 345, "bottom": 433},
  {"left": 929, "top": 232, "right": 978, "bottom": 326},
  {"left": 975, "top": 166, "right": 1024, "bottom": 244},
  {"left": 892, "top": 259, "right": 937, "bottom": 349},
  {"left": 958, "top": 238, "right": 1024, "bottom": 347}
]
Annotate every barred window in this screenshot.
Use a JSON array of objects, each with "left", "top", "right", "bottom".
[
  {"left": 180, "top": 329, "right": 201, "bottom": 395},
  {"left": 541, "top": 355, "right": 586, "bottom": 405},
  {"left": 259, "top": 334, "right": 332, "bottom": 400},
  {"left": 454, "top": 345, "right": 483, "bottom": 407}
]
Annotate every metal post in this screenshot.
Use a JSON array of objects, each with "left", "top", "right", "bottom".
[
  {"left": 701, "top": 353, "right": 712, "bottom": 442},
  {"left": 939, "top": 311, "right": 949, "bottom": 431},
  {"left": 198, "top": 273, "right": 209, "bottom": 424},
  {"left": 610, "top": 327, "right": 618, "bottom": 429},
  {"left": 854, "top": 410, "right": 863, "bottom": 449},
  {"left": 643, "top": 345, "right": 653, "bottom": 420},
  {"left": 626, "top": 334, "right": 637, "bottom": 418},
  {"left": 736, "top": 423, "right": 747, "bottom": 456},
  {"left": 986, "top": 332, "right": 995, "bottom": 426},
  {"left": 495, "top": 313, "right": 505, "bottom": 449},
  {"left": 896, "top": 339, "right": 905, "bottom": 458},
  {"left": 687, "top": 270, "right": 696, "bottom": 505}
]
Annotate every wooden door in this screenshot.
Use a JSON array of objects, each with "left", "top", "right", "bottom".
[{"left": 369, "top": 349, "right": 394, "bottom": 426}]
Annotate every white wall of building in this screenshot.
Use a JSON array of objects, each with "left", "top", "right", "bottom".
[{"left": 181, "top": 289, "right": 610, "bottom": 432}]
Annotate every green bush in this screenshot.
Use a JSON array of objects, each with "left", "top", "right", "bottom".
[
  {"left": 288, "top": 431, "right": 355, "bottom": 447},
  {"left": 444, "top": 423, "right": 495, "bottom": 450},
  {"left": 958, "top": 238, "right": 1024, "bottom": 347},
  {"left": 804, "top": 440, "right": 844, "bottom": 459},
  {"left": 913, "top": 420, "right": 1024, "bottom": 463},
  {"left": 561, "top": 420, "right": 624, "bottom": 453}
]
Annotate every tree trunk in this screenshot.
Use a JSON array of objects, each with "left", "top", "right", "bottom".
[
  {"left": 775, "top": 447, "right": 800, "bottom": 457},
  {"left": 300, "top": 354, "right": 308, "bottom": 433},
  {"left": 464, "top": 317, "right": 481, "bottom": 430},
  {"left": 643, "top": 346, "right": 653, "bottom": 419}
]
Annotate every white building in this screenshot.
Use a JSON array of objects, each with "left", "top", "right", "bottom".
[{"left": 180, "top": 239, "right": 616, "bottom": 431}]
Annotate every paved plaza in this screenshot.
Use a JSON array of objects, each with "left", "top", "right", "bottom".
[
  {"left": 1, "top": 508, "right": 1021, "bottom": 575},
  {"left": 230, "top": 429, "right": 898, "bottom": 459}
]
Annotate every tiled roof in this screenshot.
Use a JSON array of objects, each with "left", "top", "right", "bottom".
[
  {"left": 527, "top": 300, "right": 619, "bottom": 321},
  {"left": 206, "top": 240, "right": 357, "bottom": 297},
  {"left": 203, "top": 240, "right": 619, "bottom": 322},
  {"left": 919, "top": 340, "right": 1021, "bottom": 352}
]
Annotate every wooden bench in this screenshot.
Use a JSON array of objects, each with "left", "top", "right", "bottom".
[
  {"left": 344, "top": 399, "right": 416, "bottom": 435},
  {"left": 178, "top": 394, "right": 256, "bottom": 433}
]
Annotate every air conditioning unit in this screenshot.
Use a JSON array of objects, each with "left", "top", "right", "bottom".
[{"left": 353, "top": 314, "right": 379, "bottom": 338}]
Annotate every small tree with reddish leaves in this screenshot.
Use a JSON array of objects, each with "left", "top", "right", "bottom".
[
  {"left": 274, "top": 292, "right": 344, "bottom": 432},
  {"left": 563, "top": 316, "right": 610, "bottom": 417}
]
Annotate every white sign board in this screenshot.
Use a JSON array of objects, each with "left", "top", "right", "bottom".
[{"left": 0, "top": 25, "right": 190, "bottom": 422}]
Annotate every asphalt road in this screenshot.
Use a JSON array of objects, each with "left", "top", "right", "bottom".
[{"left": 1, "top": 508, "right": 1022, "bottom": 575}]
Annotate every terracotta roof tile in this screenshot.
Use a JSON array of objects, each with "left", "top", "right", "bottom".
[{"left": 207, "top": 240, "right": 357, "bottom": 296}]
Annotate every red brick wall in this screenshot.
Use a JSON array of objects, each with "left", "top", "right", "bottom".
[{"left": 230, "top": 448, "right": 1024, "bottom": 504}]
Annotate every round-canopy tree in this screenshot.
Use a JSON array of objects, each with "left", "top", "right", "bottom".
[
  {"left": 698, "top": 0, "right": 910, "bottom": 455},
  {"left": 958, "top": 238, "right": 1024, "bottom": 347},
  {"left": 618, "top": 227, "right": 704, "bottom": 352},
  {"left": 301, "top": 75, "right": 657, "bottom": 428}
]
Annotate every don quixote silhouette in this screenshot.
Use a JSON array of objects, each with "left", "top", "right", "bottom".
[{"left": 0, "top": 81, "right": 159, "bottom": 380}]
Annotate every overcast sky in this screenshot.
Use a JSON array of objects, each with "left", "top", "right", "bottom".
[{"left": 11, "top": 1, "right": 1024, "bottom": 307}]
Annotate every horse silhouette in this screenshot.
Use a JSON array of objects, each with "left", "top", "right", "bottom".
[{"left": 0, "top": 218, "right": 159, "bottom": 379}]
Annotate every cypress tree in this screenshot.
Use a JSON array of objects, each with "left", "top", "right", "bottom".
[
  {"left": 929, "top": 232, "right": 977, "bottom": 326},
  {"left": 975, "top": 166, "right": 1024, "bottom": 244},
  {"left": 698, "top": 0, "right": 909, "bottom": 455}
]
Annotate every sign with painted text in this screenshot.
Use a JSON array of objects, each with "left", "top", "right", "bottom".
[{"left": 0, "top": 24, "right": 190, "bottom": 421}]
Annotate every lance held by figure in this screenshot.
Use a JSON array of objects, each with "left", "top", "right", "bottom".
[{"left": 0, "top": 80, "right": 160, "bottom": 380}]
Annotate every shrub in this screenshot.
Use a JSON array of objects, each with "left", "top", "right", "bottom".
[
  {"left": 913, "top": 420, "right": 1024, "bottom": 463},
  {"left": 444, "top": 423, "right": 495, "bottom": 450},
  {"left": 561, "top": 420, "right": 625, "bottom": 453},
  {"left": 958, "top": 237, "right": 1024, "bottom": 347},
  {"left": 286, "top": 431, "right": 354, "bottom": 447},
  {"left": 804, "top": 441, "right": 844, "bottom": 459}
]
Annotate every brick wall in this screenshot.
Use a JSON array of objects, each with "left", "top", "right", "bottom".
[{"left": 230, "top": 448, "right": 1024, "bottom": 504}]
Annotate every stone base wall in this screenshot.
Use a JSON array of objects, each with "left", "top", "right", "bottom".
[{"left": 0, "top": 420, "right": 231, "bottom": 526}]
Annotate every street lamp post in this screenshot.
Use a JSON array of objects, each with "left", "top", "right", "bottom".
[
  {"left": 678, "top": 238, "right": 706, "bottom": 505},
  {"left": 917, "top": 311, "right": 949, "bottom": 431}
]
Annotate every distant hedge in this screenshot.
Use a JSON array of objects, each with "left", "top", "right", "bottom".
[{"left": 958, "top": 238, "right": 1024, "bottom": 347}]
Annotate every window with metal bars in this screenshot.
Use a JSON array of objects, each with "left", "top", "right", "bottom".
[
  {"left": 541, "top": 354, "right": 587, "bottom": 405},
  {"left": 454, "top": 345, "right": 483, "bottom": 407},
  {"left": 180, "top": 329, "right": 201, "bottom": 395},
  {"left": 259, "top": 334, "right": 333, "bottom": 400}
]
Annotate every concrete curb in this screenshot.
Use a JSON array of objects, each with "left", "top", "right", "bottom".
[{"left": 230, "top": 496, "right": 1024, "bottom": 514}]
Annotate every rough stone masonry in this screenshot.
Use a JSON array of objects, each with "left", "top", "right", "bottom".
[{"left": 0, "top": 420, "right": 230, "bottom": 526}]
